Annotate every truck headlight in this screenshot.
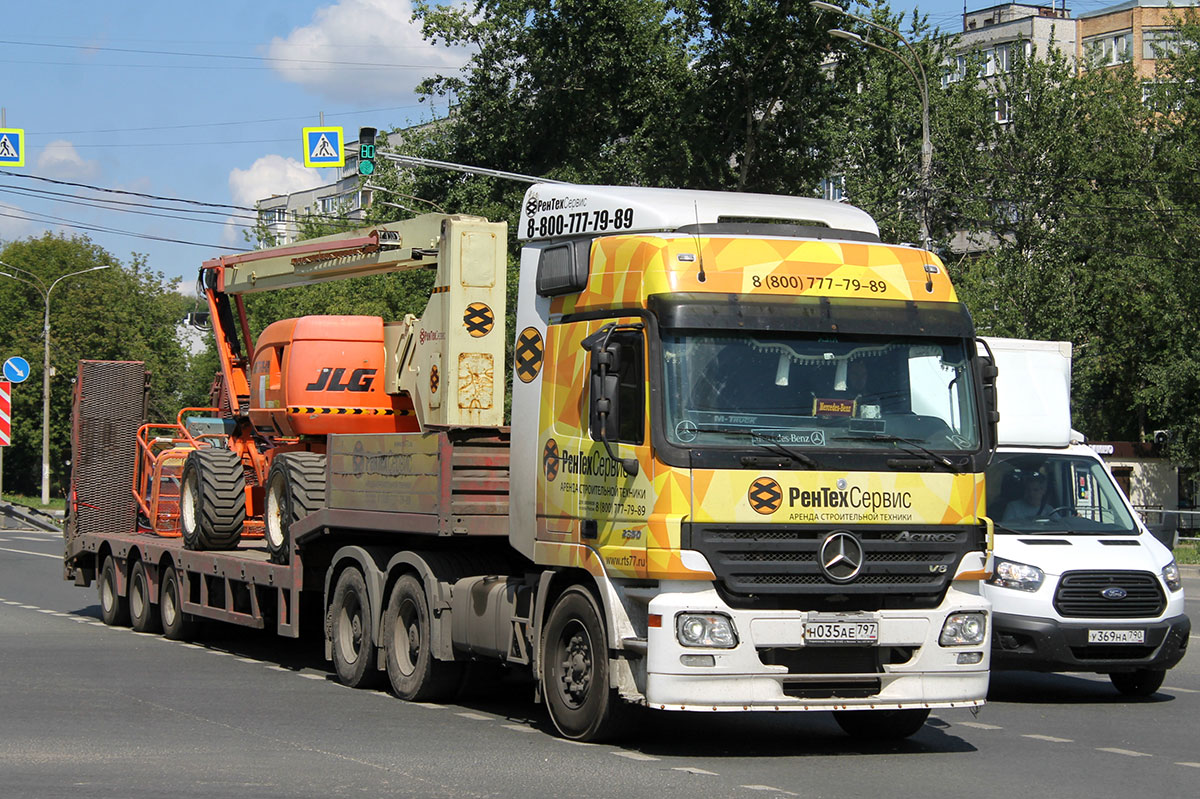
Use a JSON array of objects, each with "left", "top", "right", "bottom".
[
  {"left": 988, "top": 558, "right": 1044, "bottom": 592},
  {"left": 676, "top": 612, "right": 738, "bottom": 648},
  {"left": 1163, "top": 560, "right": 1181, "bottom": 592},
  {"left": 940, "top": 612, "right": 987, "bottom": 646}
]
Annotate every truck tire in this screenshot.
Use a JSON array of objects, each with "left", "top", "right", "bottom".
[
  {"left": 330, "top": 568, "right": 380, "bottom": 688},
  {"left": 180, "top": 447, "right": 246, "bottom": 551},
  {"left": 541, "top": 587, "right": 629, "bottom": 742},
  {"left": 128, "top": 560, "right": 160, "bottom": 634},
  {"left": 383, "top": 574, "right": 462, "bottom": 701},
  {"left": 832, "top": 708, "right": 931, "bottom": 740},
  {"left": 98, "top": 555, "right": 129, "bottom": 627},
  {"left": 159, "top": 564, "right": 196, "bottom": 641},
  {"left": 1109, "top": 668, "right": 1166, "bottom": 697},
  {"left": 264, "top": 452, "right": 326, "bottom": 565}
]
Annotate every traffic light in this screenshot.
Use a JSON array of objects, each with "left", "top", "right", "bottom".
[{"left": 358, "top": 127, "right": 377, "bottom": 176}]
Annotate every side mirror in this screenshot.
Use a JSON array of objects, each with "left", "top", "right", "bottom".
[{"left": 581, "top": 325, "right": 639, "bottom": 477}]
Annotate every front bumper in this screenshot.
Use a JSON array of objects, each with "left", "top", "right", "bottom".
[
  {"left": 991, "top": 611, "right": 1190, "bottom": 673},
  {"left": 642, "top": 584, "right": 990, "bottom": 711}
]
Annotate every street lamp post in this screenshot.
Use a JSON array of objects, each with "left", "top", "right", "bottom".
[
  {"left": 812, "top": 1, "right": 933, "bottom": 250},
  {"left": 0, "top": 261, "right": 111, "bottom": 505}
]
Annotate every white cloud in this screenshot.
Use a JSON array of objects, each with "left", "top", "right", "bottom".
[
  {"left": 267, "top": 0, "right": 469, "bottom": 102},
  {"left": 36, "top": 140, "right": 101, "bottom": 181},
  {"left": 224, "top": 154, "right": 325, "bottom": 245}
]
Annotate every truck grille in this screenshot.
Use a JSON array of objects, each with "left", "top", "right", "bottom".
[
  {"left": 1053, "top": 571, "right": 1165, "bottom": 618},
  {"left": 683, "top": 523, "right": 984, "bottom": 610}
]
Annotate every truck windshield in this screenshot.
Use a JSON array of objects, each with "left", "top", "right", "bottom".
[
  {"left": 660, "top": 332, "right": 980, "bottom": 452},
  {"left": 987, "top": 453, "right": 1139, "bottom": 534}
]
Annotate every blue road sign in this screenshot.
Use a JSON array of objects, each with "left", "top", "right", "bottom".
[
  {"left": 0, "top": 129, "right": 25, "bottom": 167},
  {"left": 303, "top": 127, "right": 345, "bottom": 168},
  {"left": 3, "top": 356, "right": 31, "bottom": 383}
]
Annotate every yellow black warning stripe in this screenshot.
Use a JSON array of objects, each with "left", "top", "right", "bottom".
[
  {"left": 288, "top": 406, "right": 412, "bottom": 416},
  {"left": 431, "top": 285, "right": 451, "bottom": 294}
]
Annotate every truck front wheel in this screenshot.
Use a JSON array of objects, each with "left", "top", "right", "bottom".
[
  {"left": 329, "top": 568, "right": 380, "bottom": 688},
  {"left": 541, "top": 587, "right": 627, "bottom": 742},
  {"left": 832, "top": 708, "right": 931, "bottom": 740},
  {"left": 383, "top": 574, "right": 461, "bottom": 701}
]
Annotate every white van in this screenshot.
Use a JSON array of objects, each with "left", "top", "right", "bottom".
[{"left": 982, "top": 338, "right": 1189, "bottom": 695}]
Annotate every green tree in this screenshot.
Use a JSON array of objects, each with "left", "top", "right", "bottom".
[{"left": 0, "top": 234, "right": 193, "bottom": 498}]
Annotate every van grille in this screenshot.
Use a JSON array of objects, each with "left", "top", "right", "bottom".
[{"left": 1053, "top": 571, "right": 1165, "bottom": 618}]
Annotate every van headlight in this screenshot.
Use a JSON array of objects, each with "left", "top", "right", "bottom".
[
  {"left": 676, "top": 613, "right": 738, "bottom": 648},
  {"left": 988, "top": 558, "right": 1045, "bottom": 592},
  {"left": 1163, "top": 560, "right": 1181, "bottom": 592},
  {"left": 940, "top": 612, "right": 987, "bottom": 646}
]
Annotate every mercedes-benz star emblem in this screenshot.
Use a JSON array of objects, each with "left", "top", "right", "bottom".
[{"left": 819, "top": 531, "right": 864, "bottom": 583}]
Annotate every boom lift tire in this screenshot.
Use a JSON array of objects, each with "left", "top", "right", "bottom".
[
  {"left": 180, "top": 448, "right": 246, "bottom": 551},
  {"left": 159, "top": 564, "right": 197, "bottom": 641},
  {"left": 832, "top": 708, "right": 931, "bottom": 740},
  {"left": 98, "top": 555, "right": 129, "bottom": 627},
  {"left": 128, "top": 560, "right": 160, "bottom": 633},
  {"left": 541, "top": 586, "right": 629, "bottom": 742},
  {"left": 329, "top": 568, "right": 381, "bottom": 688},
  {"left": 383, "top": 574, "right": 462, "bottom": 701},
  {"left": 264, "top": 452, "right": 326, "bottom": 565},
  {"left": 1109, "top": 668, "right": 1165, "bottom": 697}
]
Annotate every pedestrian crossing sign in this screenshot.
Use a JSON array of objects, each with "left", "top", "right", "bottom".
[
  {"left": 303, "top": 126, "right": 344, "bottom": 168},
  {"left": 0, "top": 129, "right": 25, "bottom": 167}
]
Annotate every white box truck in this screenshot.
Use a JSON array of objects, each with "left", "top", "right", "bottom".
[{"left": 981, "top": 337, "right": 1189, "bottom": 695}]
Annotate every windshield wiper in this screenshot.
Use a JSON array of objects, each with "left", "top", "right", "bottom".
[
  {"left": 834, "top": 432, "right": 964, "bottom": 472},
  {"left": 691, "top": 425, "right": 818, "bottom": 468}
]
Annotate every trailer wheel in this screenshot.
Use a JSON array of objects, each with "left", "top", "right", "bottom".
[
  {"left": 98, "top": 555, "right": 129, "bottom": 627},
  {"left": 264, "top": 452, "right": 326, "bottom": 565},
  {"left": 128, "top": 561, "right": 160, "bottom": 634},
  {"left": 832, "top": 708, "right": 931, "bottom": 740},
  {"left": 159, "top": 564, "right": 196, "bottom": 641},
  {"left": 541, "top": 587, "right": 628, "bottom": 742},
  {"left": 1109, "top": 668, "right": 1165, "bottom": 697},
  {"left": 180, "top": 447, "right": 246, "bottom": 551},
  {"left": 330, "top": 568, "right": 380, "bottom": 688},
  {"left": 383, "top": 574, "right": 461, "bottom": 701}
]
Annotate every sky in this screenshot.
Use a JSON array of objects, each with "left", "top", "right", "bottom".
[{"left": 0, "top": 0, "right": 1128, "bottom": 289}]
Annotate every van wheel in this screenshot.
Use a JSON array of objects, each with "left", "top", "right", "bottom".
[
  {"left": 383, "top": 574, "right": 461, "bottom": 701},
  {"left": 541, "top": 587, "right": 629, "bottom": 742},
  {"left": 128, "top": 561, "right": 160, "bottom": 633},
  {"left": 1110, "top": 669, "right": 1165, "bottom": 697},
  {"left": 329, "top": 568, "right": 380, "bottom": 688},
  {"left": 159, "top": 564, "right": 196, "bottom": 641},
  {"left": 180, "top": 448, "right": 246, "bottom": 550},
  {"left": 264, "top": 452, "right": 325, "bottom": 565},
  {"left": 98, "top": 556, "right": 128, "bottom": 627},
  {"left": 832, "top": 708, "right": 931, "bottom": 740}
]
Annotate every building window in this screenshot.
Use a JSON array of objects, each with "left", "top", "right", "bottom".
[
  {"left": 994, "top": 96, "right": 1013, "bottom": 124},
  {"left": 320, "top": 196, "right": 337, "bottom": 214},
  {"left": 819, "top": 175, "right": 845, "bottom": 202},
  {"left": 1084, "top": 31, "right": 1133, "bottom": 67},
  {"left": 1143, "top": 29, "right": 1179, "bottom": 60}
]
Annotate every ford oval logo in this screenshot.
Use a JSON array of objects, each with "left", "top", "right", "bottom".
[{"left": 1101, "top": 586, "right": 1128, "bottom": 600}]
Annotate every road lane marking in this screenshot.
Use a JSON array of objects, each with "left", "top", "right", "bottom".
[
  {"left": 456, "top": 712, "right": 492, "bottom": 721},
  {"left": 1097, "top": 747, "right": 1152, "bottom": 757},
  {"left": 958, "top": 721, "right": 1004, "bottom": 729},
  {"left": 613, "top": 751, "right": 659, "bottom": 762},
  {"left": 0, "top": 546, "right": 60, "bottom": 559},
  {"left": 742, "top": 786, "right": 797, "bottom": 796},
  {"left": 298, "top": 673, "right": 326, "bottom": 681},
  {"left": 501, "top": 724, "right": 538, "bottom": 734},
  {"left": 1165, "top": 686, "right": 1198, "bottom": 693},
  {"left": 673, "top": 767, "right": 719, "bottom": 776},
  {"left": 1022, "top": 734, "right": 1073, "bottom": 743},
  {"left": 1176, "top": 762, "right": 1200, "bottom": 768}
]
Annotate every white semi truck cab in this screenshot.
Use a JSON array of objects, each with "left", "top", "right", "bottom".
[{"left": 982, "top": 338, "right": 1189, "bottom": 695}]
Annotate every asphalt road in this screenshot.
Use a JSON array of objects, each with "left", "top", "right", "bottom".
[{"left": 1, "top": 527, "right": 1197, "bottom": 799}]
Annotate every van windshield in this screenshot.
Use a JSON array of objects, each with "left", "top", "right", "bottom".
[{"left": 987, "top": 453, "right": 1138, "bottom": 534}]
